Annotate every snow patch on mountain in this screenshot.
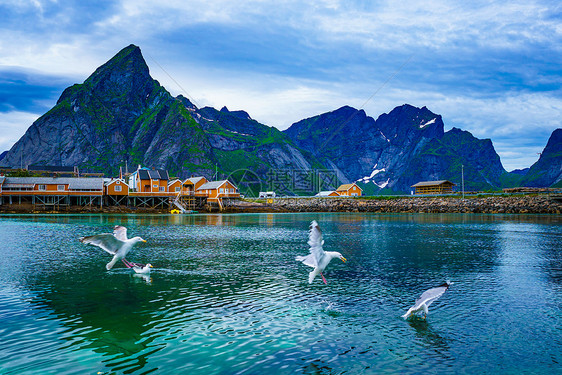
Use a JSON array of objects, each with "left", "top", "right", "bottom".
[
  {"left": 420, "top": 118, "right": 436, "bottom": 129},
  {"left": 374, "top": 178, "right": 390, "bottom": 189},
  {"left": 358, "top": 164, "right": 386, "bottom": 182}
]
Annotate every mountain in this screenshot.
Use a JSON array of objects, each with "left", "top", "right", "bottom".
[
  {"left": 1, "top": 44, "right": 555, "bottom": 194},
  {"left": 520, "top": 128, "right": 562, "bottom": 187},
  {"left": 284, "top": 104, "right": 507, "bottom": 192},
  {"left": 0, "top": 45, "right": 325, "bottom": 194}
]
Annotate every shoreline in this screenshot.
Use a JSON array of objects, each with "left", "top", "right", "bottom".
[{"left": 1, "top": 194, "right": 561, "bottom": 215}]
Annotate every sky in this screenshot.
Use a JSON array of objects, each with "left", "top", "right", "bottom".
[{"left": 0, "top": 0, "right": 561, "bottom": 171}]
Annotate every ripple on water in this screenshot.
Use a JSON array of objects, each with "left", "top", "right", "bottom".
[{"left": 1, "top": 213, "right": 561, "bottom": 374}]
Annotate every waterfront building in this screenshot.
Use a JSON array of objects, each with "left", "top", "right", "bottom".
[
  {"left": 196, "top": 180, "right": 240, "bottom": 201},
  {"left": 128, "top": 167, "right": 169, "bottom": 193},
  {"left": 336, "top": 183, "right": 363, "bottom": 197},
  {"left": 411, "top": 180, "right": 456, "bottom": 195}
]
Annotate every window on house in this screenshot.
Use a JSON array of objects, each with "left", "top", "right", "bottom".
[
  {"left": 220, "top": 188, "right": 224, "bottom": 193},
  {"left": 115, "top": 185, "right": 122, "bottom": 192},
  {"left": 159, "top": 187, "right": 165, "bottom": 192},
  {"left": 38, "top": 185, "right": 46, "bottom": 191},
  {"left": 175, "top": 187, "right": 180, "bottom": 192},
  {"left": 153, "top": 184, "right": 158, "bottom": 188},
  {"left": 57, "top": 185, "right": 65, "bottom": 191}
]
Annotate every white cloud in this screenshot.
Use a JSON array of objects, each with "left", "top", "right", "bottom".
[
  {"left": 0, "top": 0, "right": 560, "bottom": 172},
  {"left": 0, "top": 111, "right": 40, "bottom": 152},
  {"left": 308, "top": 1, "right": 562, "bottom": 51}
]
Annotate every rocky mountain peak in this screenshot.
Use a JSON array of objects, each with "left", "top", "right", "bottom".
[
  {"left": 521, "top": 128, "right": 562, "bottom": 187},
  {"left": 85, "top": 44, "right": 149, "bottom": 86},
  {"left": 376, "top": 104, "right": 444, "bottom": 138},
  {"left": 543, "top": 128, "right": 562, "bottom": 152},
  {"left": 220, "top": 106, "right": 252, "bottom": 120}
]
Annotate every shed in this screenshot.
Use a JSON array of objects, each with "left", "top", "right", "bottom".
[
  {"left": 315, "top": 191, "right": 340, "bottom": 197},
  {"left": 411, "top": 180, "right": 456, "bottom": 195}
]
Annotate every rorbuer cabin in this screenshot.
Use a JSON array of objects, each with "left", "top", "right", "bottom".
[{"left": 411, "top": 180, "right": 456, "bottom": 195}]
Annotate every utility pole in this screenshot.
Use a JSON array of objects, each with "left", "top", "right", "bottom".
[{"left": 461, "top": 164, "right": 465, "bottom": 199}]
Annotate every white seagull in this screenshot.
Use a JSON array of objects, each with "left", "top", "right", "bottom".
[
  {"left": 79, "top": 225, "right": 147, "bottom": 270},
  {"left": 133, "top": 263, "right": 153, "bottom": 274},
  {"left": 402, "top": 282, "right": 451, "bottom": 319},
  {"left": 296, "top": 220, "right": 347, "bottom": 284}
]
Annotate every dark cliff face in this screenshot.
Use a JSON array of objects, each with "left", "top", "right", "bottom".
[
  {"left": 0, "top": 44, "right": 176, "bottom": 174},
  {"left": 521, "top": 128, "right": 562, "bottom": 187},
  {"left": 398, "top": 128, "right": 507, "bottom": 192},
  {"left": 284, "top": 106, "right": 381, "bottom": 181},
  {"left": 284, "top": 104, "right": 508, "bottom": 192}
]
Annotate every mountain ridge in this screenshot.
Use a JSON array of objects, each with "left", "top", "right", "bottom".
[{"left": 1, "top": 44, "right": 559, "bottom": 194}]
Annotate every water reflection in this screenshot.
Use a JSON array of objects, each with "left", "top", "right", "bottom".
[
  {"left": 0, "top": 213, "right": 561, "bottom": 374},
  {"left": 407, "top": 319, "right": 451, "bottom": 360}
]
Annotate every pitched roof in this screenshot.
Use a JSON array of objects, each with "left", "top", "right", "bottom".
[
  {"left": 186, "top": 176, "right": 205, "bottom": 185},
  {"left": 69, "top": 178, "right": 105, "bottom": 190},
  {"left": 138, "top": 169, "right": 150, "bottom": 180},
  {"left": 134, "top": 169, "right": 168, "bottom": 180},
  {"left": 411, "top": 180, "right": 456, "bottom": 187},
  {"left": 4, "top": 177, "right": 104, "bottom": 190},
  {"left": 316, "top": 191, "right": 338, "bottom": 197},
  {"left": 336, "top": 183, "right": 362, "bottom": 191},
  {"left": 148, "top": 170, "right": 161, "bottom": 179},
  {"left": 197, "top": 180, "right": 230, "bottom": 190},
  {"left": 104, "top": 178, "right": 125, "bottom": 186}
]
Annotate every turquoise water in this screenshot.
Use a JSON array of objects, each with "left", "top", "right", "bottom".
[{"left": 0, "top": 213, "right": 560, "bottom": 374}]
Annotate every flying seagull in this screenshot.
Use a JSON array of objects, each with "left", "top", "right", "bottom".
[
  {"left": 79, "top": 225, "right": 147, "bottom": 270},
  {"left": 296, "top": 220, "right": 347, "bottom": 284},
  {"left": 402, "top": 282, "right": 451, "bottom": 319}
]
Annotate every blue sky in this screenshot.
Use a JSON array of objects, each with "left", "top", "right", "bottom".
[{"left": 0, "top": 0, "right": 560, "bottom": 171}]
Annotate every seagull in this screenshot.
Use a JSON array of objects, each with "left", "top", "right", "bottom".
[
  {"left": 79, "top": 225, "right": 147, "bottom": 270},
  {"left": 132, "top": 263, "right": 153, "bottom": 274},
  {"left": 402, "top": 282, "right": 451, "bottom": 320},
  {"left": 296, "top": 220, "right": 347, "bottom": 284}
]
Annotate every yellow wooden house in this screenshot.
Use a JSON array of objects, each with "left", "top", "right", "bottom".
[
  {"left": 336, "top": 183, "right": 363, "bottom": 197},
  {"left": 105, "top": 178, "right": 128, "bottom": 196},
  {"left": 168, "top": 179, "right": 183, "bottom": 194},
  {"left": 196, "top": 179, "right": 240, "bottom": 201}
]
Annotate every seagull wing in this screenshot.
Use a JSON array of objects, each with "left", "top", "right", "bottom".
[
  {"left": 308, "top": 220, "right": 326, "bottom": 266},
  {"left": 413, "top": 286, "right": 448, "bottom": 309},
  {"left": 113, "top": 225, "right": 128, "bottom": 241},
  {"left": 80, "top": 233, "right": 124, "bottom": 255},
  {"left": 296, "top": 220, "right": 326, "bottom": 268}
]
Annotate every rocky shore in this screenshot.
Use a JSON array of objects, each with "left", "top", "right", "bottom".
[
  {"left": 231, "top": 194, "right": 562, "bottom": 214},
  {"left": 1, "top": 195, "right": 561, "bottom": 214}
]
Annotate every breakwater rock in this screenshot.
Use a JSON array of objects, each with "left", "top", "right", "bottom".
[{"left": 254, "top": 195, "right": 562, "bottom": 214}]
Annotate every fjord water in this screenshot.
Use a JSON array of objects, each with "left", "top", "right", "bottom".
[{"left": 0, "top": 213, "right": 560, "bottom": 374}]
